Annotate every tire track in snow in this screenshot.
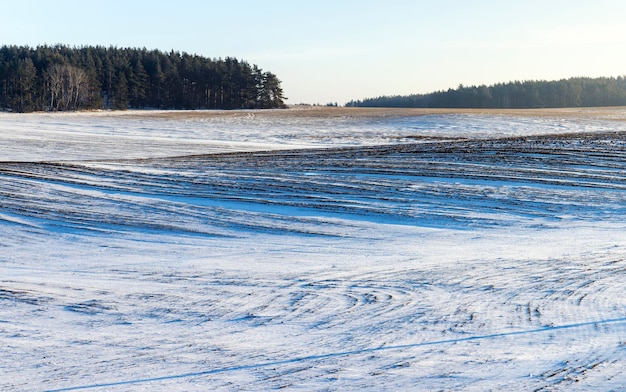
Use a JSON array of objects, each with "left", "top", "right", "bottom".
[{"left": 45, "top": 317, "right": 626, "bottom": 391}]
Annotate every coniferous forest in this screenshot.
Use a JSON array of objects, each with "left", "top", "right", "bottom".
[
  {"left": 0, "top": 45, "right": 286, "bottom": 112},
  {"left": 346, "top": 77, "right": 626, "bottom": 109}
]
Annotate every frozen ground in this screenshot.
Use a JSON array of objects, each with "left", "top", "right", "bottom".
[{"left": 1, "top": 108, "right": 626, "bottom": 391}]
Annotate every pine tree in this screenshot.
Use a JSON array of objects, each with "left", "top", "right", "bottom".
[{"left": 113, "top": 72, "right": 129, "bottom": 110}]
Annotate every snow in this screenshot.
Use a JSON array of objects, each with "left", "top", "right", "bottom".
[{"left": 1, "top": 109, "right": 626, "bottom": 391}]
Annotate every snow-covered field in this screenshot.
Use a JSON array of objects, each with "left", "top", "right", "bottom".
[{"left": 1, "top": 108, "right": 626, "bottom": 391}]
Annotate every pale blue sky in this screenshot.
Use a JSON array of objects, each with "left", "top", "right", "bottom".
[{"left": 3, "top": 0, "right": 626, "bottom": 104}]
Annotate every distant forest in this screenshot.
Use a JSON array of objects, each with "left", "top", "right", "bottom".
[
  {"left": 0, "top": 45, "right": 286, "bottom": 112},
  {"left": 346, "top": 77, "right": 626, "bottom": 109}
]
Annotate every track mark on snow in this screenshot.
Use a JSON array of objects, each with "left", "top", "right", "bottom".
[{"left": 46, "top": 317, "right": 626, "bottom": 391}]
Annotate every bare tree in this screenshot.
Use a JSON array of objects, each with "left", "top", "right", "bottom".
[{"left": 46, "top": 64, "right": 88, "bottom": 111}]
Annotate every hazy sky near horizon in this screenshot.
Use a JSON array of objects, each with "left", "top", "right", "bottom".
[{"left": 3, "top": 0, "right": 626, "bottom": 104}]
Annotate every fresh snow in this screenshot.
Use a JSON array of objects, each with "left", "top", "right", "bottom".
[{"left": 1, "top": 109, "right": 626, "bottom": 391}]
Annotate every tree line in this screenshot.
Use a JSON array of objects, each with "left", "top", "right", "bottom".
[
  {"left": 0, "top": 45, "right": 286, "bottom": 112},
  {"left": 346, "top": 76, "right": 626, "bottom": 109}
]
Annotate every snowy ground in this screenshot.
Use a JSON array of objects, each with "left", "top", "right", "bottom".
[{"left": 1, "top": 108, "right": 626, "bottom": 391}]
